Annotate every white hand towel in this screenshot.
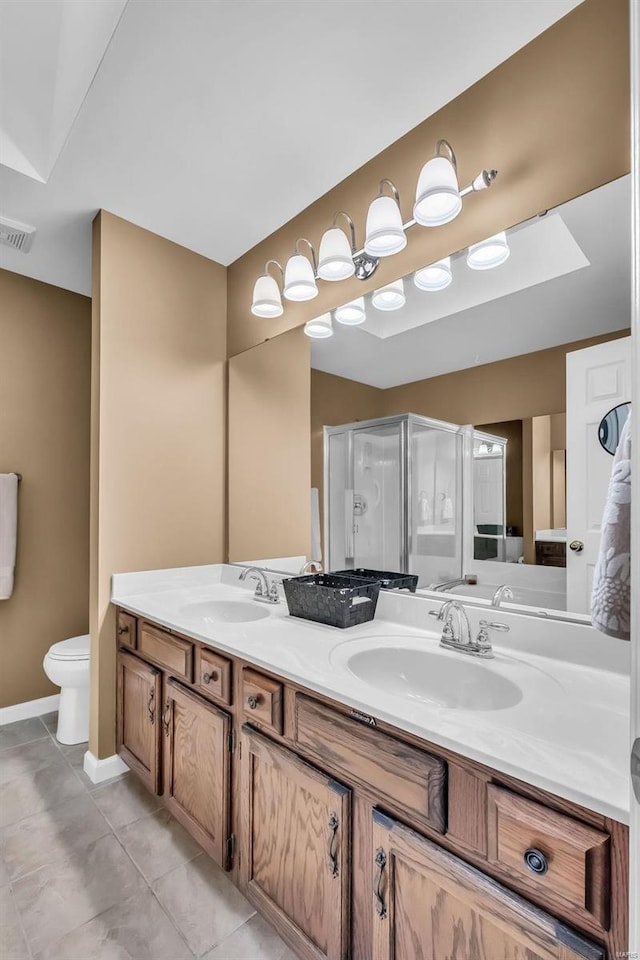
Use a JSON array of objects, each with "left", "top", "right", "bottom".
[
  {"left": 591, "top": 412, "right": 631, "bottom": 640},
  {"left": 0, "top": 474, "right": 19, "bottom": 600}
]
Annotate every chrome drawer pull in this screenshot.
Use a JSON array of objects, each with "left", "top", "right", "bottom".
[
  {"left": 247, "top": 694, "right": 262, "bottom": 710},
  {"left": 524, "top": 847, "right": 549, "bottom": 875},
  {"left": 203, "top": 670, "right": 219, "bottom": 685}
]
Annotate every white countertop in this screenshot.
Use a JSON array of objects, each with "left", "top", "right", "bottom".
[{"left": 112, "top": 564, "right": 631, "bottom": 824}]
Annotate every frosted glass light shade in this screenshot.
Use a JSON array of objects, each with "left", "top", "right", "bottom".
[
  {"left": 372, "top": 279, "right": 405, "bottom": 312},
  {"left": 283, "top": 254, "right": 318, "bottom": 301},
  {"left": 251, "top": 274, "right": 283, "bottom": 317},
  {"left": 364, "top": 196, "right": 407, "bottom": 257},
  {"left": 335, "top": 297, "right": 365, "bottom": 325},
  {"left": 467, "top": 232, "right": 510, "bottom": 270},
  {"left": 414, "top": 257, "right": 452, "bottom": 292},
  {"left": 304, "top": 313, "right": 333, "bottom": 338},
  {"left": 317, "top": 228, "right": 355, "bottom": 281},
  {"left": 414, "top": 156, "right": 462, "bottom": 227}
]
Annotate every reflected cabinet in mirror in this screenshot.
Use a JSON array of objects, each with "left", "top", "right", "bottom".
[{"left": 310, "top": 177, "right": 632, "bottom": 621}]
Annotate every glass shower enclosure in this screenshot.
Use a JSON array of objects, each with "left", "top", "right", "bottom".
[{"left": 324, "top": 413, "right": 465, "bottom": 587}]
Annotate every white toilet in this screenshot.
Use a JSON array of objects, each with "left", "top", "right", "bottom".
[{"left": 43, "top": 634, "right": 90, "bottom": 745}]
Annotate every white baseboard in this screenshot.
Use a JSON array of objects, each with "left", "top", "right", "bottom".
[
  {"left": 0, "top": 694, "right": 60, "bottom": 726},
  {"left": 83, "top": 749, "right": 129, "bottom": 785}
]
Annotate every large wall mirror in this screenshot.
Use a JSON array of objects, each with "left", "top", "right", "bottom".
[{"left": 306, "top": 175, "right": 632, "bottom": 622}]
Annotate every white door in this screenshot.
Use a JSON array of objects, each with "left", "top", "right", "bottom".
[{"left": 566, "top": 336, "right": 632, "bottom": 613}]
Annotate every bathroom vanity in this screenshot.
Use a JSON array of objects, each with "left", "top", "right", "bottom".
[{"left": 112, "top": 566, "right": 629, "bottom": 960}]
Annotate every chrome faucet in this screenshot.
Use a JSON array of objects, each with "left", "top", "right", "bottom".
[
  {"left": 492, "top": 584, "right": 514, "bottom": 607},
  {"left": 428, "top": 574, "right": 476, "bottom": 592},
  {"left": 300, "top": 560, "right": 323, "bottom": 574},
  {"left": 239, "top": 567, "right": 280, "bottom": 604},
  {"left": 428, "top": 600, "right": 508, "bottom": 659}
]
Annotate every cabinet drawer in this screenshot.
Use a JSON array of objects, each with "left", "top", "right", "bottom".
[
  {"left": 116, "top": 610, "right": 137, "bottom": 650},
  {"left": 295, "top": 695, "right": 447, "bottom": 835},
  {"left": 196, "top": 647, "right": 232, "bottom": 705},
  {"left": 240, "top": 668, "right": 283, "bottom": 735},
  {"left": 138, "top": 622, "right": 194, "bottom": 682},
  {"left": 487, "top": 785, "right": 610, "bottom": 930}
]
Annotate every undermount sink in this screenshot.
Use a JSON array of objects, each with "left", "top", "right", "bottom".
[
  {"left": 340, "top": 645, "right": 523, "bottom": 711},
  {"left": 179, "top": 600, "right": 270, "bottom": 623}
]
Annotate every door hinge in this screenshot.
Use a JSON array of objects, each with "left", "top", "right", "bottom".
[
  {"left": 227, "top": 729, "right": 236, "bottom": 753},
  {"left": 227, "top": 833, "right": 236, "bottom": 867}
]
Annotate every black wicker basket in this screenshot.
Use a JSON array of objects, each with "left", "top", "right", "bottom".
[
  {"left": 331, "top": 568, "right": 419, "bottom": 592},
  {"left": 282, "top": 574, "right": 380, "bottom": 629}
]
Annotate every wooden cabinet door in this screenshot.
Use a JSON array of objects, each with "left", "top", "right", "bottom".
[
  {"left": 162, "top": 678, "right": 232, "bottom": 869},
  {"left": 370, "top": 810, "right": 605, "bottom": 960},
  {"left": 240, "top": 725, "right": 351, "bottom": 960},
  {"left": 116, "top": 650, "right": 162, "bottom": 794}
]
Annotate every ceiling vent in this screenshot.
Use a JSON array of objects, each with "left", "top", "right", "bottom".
[{"left": 0, "top": 216, "right": 36, "bottom": 254}]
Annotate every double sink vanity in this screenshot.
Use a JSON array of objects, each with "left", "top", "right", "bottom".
[{"left": 112, "top": 563, "right": 630, "bottom": 960}]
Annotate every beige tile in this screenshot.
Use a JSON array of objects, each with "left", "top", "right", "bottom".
[
  {"left": 0, "top": 719, "right": 48, "bottom": 754},
  {"left": 153, "top": 854, "right": 255, "bottom": 957},
  {"left": 0, "top": 793, "right": 110, "bottom": 881},
  {"left": 0, "top": 758, "right": 84, "bottom": 829},
  {"left": 33, "top": 889, "right": 193, "bottom": 960},
  {"left": 115, "top": 808, "right": 201, "bottom": 883},
  {"left": 0, "top": 853, "right": 10, "bottom": 887},
  {"left": 0, "top": 739, "right": 62, "bottom": 787},
  {"left": 92, "top": 775, "right": 161, "bottom": 827},
  {"left": 12, "top": 834, "right": 146, "bottom": 955},
  {"left": 202, "top": 913, "right": 297, "bottom": 960},
  {"left": 0, "top": 885, "right": 31, "bottom": 960}
]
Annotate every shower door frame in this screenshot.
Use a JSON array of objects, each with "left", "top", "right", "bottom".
[{"left": 323, "top": 412, "right": 463, "bottom": 575}]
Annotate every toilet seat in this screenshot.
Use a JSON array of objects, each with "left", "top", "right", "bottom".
[{"left": 47, "top": 634, "right": 90, "bottom": 661}]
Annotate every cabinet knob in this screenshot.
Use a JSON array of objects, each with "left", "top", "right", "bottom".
[
  {"left": 524, "top": 848, "right": 549, "bottom": 875},
  {"left": 569, "top": 540, "right": 584, "bottom": 553},
  {"left": 203, "top": 670, "right": 218, "bottom": 685},
  {"left": 246, "top": 694, "right": 262, "bottom": 710},
  {"left": 118, "top": 625, "right": 129, "bottom": 635}
]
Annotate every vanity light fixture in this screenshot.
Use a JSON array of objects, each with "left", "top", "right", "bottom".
[
  {"left": 372, "top": 278, "right": 406, "bottom": 311},
  {"left": 250, "top": 138, "right": 498, "bottom": 317},
  {"left": 304, "top": 312, "right": 333, "bottom": 338},
  {"left": 283, "top": 239, "right": 319, "bottom": 301},
  {"left": 335, "top": 297, "right": 366, "bottom": 325},
  {"left": 364, "top": 180, "right": 407, "bottom": 258},
  {"left": 414, "top": 256, "right": 453, "bottom": 292},
  {"left": 251, "top": 260, "right": 284, "bottom": 317},
  {"left": 318, "top": 212, "right": 356, "bottom": 282},
  {"left": 467, "top": 231, "right": 510, "bottom": 270}
]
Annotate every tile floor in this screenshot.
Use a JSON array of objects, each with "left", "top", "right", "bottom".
[{"left": 0, "top": 713, "right": 297, "bottom": 960}]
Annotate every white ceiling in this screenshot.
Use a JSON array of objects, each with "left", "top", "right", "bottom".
[
  {"left": 0, "top": 0, "right": 582, "bottom": 295},
  {"left": 310, "top": 175, "right": 631, "bottom": 388}
]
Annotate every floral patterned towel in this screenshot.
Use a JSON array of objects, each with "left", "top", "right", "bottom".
[{"left": 591, "top": 412, "right": 632, "bottom": 640}]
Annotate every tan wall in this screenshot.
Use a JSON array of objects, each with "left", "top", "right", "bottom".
[
  {"left": 381, "top": 332, "right": 630, "bottom": 425},
  {"left": 0, "top": 270, "right": 91, "bottom": 708},
  {"left": 227, "top": 0, "right": 629, "bottom": 357},
  {"left": 228, "top": 328, "right": 310, "bottom": 562},
  {"left": 90, "top": 212, "right": 227, "bottom": 758}
]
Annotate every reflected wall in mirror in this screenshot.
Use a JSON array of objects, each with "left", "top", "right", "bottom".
[{"left": 310, "top": 176, "right": 632, "bottom": 620}]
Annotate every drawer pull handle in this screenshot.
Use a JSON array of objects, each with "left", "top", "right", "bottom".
[
  {"left": 374, "top": 848, "right": 387, "bottom": 918},
  {"left": 118, "top": 625, "right": 129, "bottom": 636},
  {"left": 203, "top": 671, "right": 219, "bottom": 685},
  {"left": 327, "top": 813, "right": 339, "bottom": 877},
  {"left": 147, "top": 688, "right": 155, "bottom": 725},
  {"left": 247, "top": 694, "right": 262, "bottom": 710},
  {"left": 162, "top": 700, "right": 171, "bottom": 737},
  {"left": 524, "top": 848, "right": 549, "bottom": 875}
]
